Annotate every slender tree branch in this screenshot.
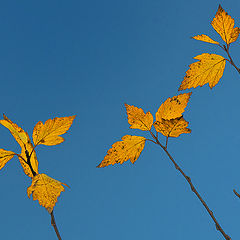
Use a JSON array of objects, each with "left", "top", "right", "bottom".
[
  {"left": 165, "top": 137, "right": 169, "bottom": 149},
  {"left": 51, "top": 211, "right": 62, "bottom": 240},
  {"left": 223, "top": 45, "right": 240, "bottom": 74},
  {"left": 233, "top": 189, "right": 240, "bottom": 199},
  {"left": 149, "top": 131, "right": 231, "bottom": 240}
]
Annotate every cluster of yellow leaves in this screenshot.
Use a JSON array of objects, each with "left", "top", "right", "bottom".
[
  {"left": 98, "top": 93, "right": 191, "bottom": 168},
  {"left": 0, "top": 114, "right": 75, "bottom": 212},
  {"left": 179, "top": 5, "right": 239, "bottom": 90}
]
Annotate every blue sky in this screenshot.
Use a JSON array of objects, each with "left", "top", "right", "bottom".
[{"left": 0, "top": 0, "right": 239, "bottom": 239}]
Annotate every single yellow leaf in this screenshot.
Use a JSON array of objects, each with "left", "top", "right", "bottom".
[
  {"left": 32, "top": 116, "right": 76, "bottom": 146},
  {"left": 192, "top": 34, "right": 219, "bottom": 45},
  {"left": 0, "top": 114, "right": 38, "bottom": 178},
  {"left": 153, "top": 117, "right": 191, "bottom": 137},
  {"left": 27, "top": 173, "right": 69, "bottom": 213},
  {"left": 211, "top": 5, "right": 240, "bottom": 44},
  {"left": 0, "top": 114, "right": 29, "bottom": 149},
  {"left": 156, "top": 93, "right": 192, "bottom": 121},
  {"left": 125, "top": 104, "right": 153, "bottom": 131},
  {"left": 97, "top": 135, "right": 146, "bottom": 168},
  {"left": 0, "top": 149, "right": 15, "bottom": 170},
  {"left": 179, "top": 53, "right": 226, "bottom": 90}
]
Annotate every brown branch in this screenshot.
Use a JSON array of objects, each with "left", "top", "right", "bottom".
[
  {"left": 149, "top": 131, "right": 231, "bottom": 240},
  {"left": 223, "top": 45, "right": 240, "bottom": 74},
  {"left": 51, "top": 211, "right": 62, "bottom": 240}
]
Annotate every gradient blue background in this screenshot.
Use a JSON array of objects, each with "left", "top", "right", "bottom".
[{"left": 0, "top": 1, "right": 239, "bottom": 239}]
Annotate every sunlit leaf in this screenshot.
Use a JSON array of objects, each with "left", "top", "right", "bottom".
[
  {"left": 97, "top": 135, "right": 146, "bottom": 168},
  {"left": 192, "top": 34, "right": 219, "bottom": 45},
  {"left": 0, "top": 115, "right": 38, "bottom": 178},
  {"left": 32, "top": 116, "right": 76, "bottom": 146},
  {"left": 156, "top": 93, "right": 192, "bottom": 121},
  {"left": 0, "top": 149, "right": 15, "bottom": 170},
  {"left": 211, "top": 5, "right": 240, "bottom": 44},
  {"left": 179, "top": 53, "right": 226, "bottom": 90},
  {"left": 125, "top": 104, "right": 153, "bottom": 131},
  {"left": 27, "top": 173, "right": 69, "bottom": 213},
  {"left": 153, "top": 117, "right": 191, "bottom": 137}
]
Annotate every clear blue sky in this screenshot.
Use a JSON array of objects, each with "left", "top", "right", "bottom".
[{"left": 0, "top": 1, "right": 239, "bottom": 239}]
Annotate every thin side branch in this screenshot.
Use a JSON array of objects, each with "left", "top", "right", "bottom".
[
  {"left": 223, "top": 45, "right": 240, "bottom": 74},
  {"left": 51, "top": 211, "right": 62, "bottom": 240},
  {"left": 149, "top": 131, "right": 231, "bottom": 240}
]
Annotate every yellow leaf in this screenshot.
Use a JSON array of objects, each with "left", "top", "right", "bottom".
[
  {"left": 32, "top": 116, "right": 76, "bottom": 146},
  {"left": 211, "top": 5, "right": 240, "bottom": 44},
  {"left": 153, "top": 117, "right": 191, "bottom": 137},
  {"left": 0, "top": 149, "right": 15, "bottom": 170},
  {"left": 97, "top": 135, "right": 146, "bottom": 168},
  {"left": 125, "top": 104, "right": 153, "bottom": 131},
  {"left": 179, "top": 53, "right": 226, "bottom": 90},
  {"left": 27, "top": 173, "right": 69, "bottom": 213},
  {"left": 0, "top": 115, "right": 38, "bottom": 178},
  {"left": 156, "top": 93, "right": 192, "bottom": 121},
  {"left": 192, "top": 34, "right": 219, "bottom": 45}
]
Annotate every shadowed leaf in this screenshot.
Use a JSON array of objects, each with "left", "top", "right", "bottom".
[{"left": 154, "top": 117, "right": 191, "bottom": 137}]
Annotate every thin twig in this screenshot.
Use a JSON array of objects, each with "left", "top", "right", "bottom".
[
  {"left": 223, "top": 45, "right": 240, "bottom": 74},
  {"left": 165, "top": 137, "right": 169, "bottom": 149},
  {"left": 51, "top": 211, "right": 62, "bottom": 240},
  {"left": 233, "top": 189, "right": 240, "bottom": 199},
  {"left": 149, "top": 131, "right": 231, "bottom": 240}
]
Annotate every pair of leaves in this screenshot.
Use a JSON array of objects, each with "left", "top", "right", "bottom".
[
  {"left": 179, "top": 5, "right": 239, "bottom": 90},
  {"left": 98, "top": 93, "right": 191, "bottom": 168},
  {"left": 0, "top": 114, "right": 75, "bottom": 212}
]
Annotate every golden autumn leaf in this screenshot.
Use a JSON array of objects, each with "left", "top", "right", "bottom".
[
  {"left": 0, "top": 149, "right": 15, "bottom": 170},
  {"left": 153, "top": 117, "right": 191, "bottom": 137},
  {"left": 156, "top": 93, "right": 192, "bottom": 121},
  {"left": 32, "top": 116, "right": 76, "bottom": 146},
  {"left": 211, "top": 5, "right": 240, "bottom": 44},
  {"left": 97, "top": 135, "right": 146, "bottom": 168},
  {"left": 0, "top": 114, "right": 38, "bottom": 178},
  {"left": 27, "top": 173, "right": 69, "bottom": 213},
  {"left": 192, "top": 34, "right": 219, "bottom": 45},
  {"left": 179, "top": 53, "right": 226, "bottom": 90},
  {"left": 125, "top": 103, "right": 153, "bottom": 131}
]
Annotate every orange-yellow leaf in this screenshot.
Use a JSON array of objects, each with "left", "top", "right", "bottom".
[
  {"left": 179, "top": 53, "right": 226, "bottom": 90},
  {"left": 32, "top": 116, "right": 76, "bottom": 146},
  {"left": 0, "top": 115, "right": 38, "bottom": 178},
  {"left": 211, "top": 5, "right": 240, "bottom": 44},
  {"left": 97, "top": 135, "right": 146, "bottom": 168},
  {"left": 192, "top": 34, "right": 219, "bottom": 45},
  {"left": 0, "top": 149, "right": 15, "bottom": 170},
  {"left": 153, "top": 117, "right": 191, "bottom": 137},
  {"left": 125, "top": 104, "right": 153, "bottom": 131},
  {"left": 27, "top": 173, "right": 69, "bottom": 213},
  {"left": 156, "top": 93, "right": 192, "bottom": 121}
]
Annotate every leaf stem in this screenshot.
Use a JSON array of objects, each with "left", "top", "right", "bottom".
[
  {"left": 51, "top": 211, "right": 62, "bottom": 240},
  {"left": 150, "top": 131, "right": 231, "bottom": 240},
  {"left": 223, "top": 45, "right": 240, "bottom": 74}
]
